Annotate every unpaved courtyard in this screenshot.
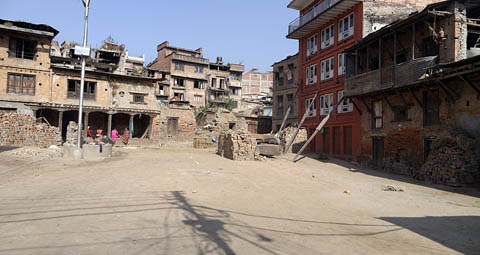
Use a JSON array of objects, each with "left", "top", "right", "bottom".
[{"left": 0, "top": 146, "right": 479, "bottom": 255}]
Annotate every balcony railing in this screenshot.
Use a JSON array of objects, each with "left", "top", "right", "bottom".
[
  {"left": 172, "top": 53, "right": 209, "bottom": 65},
  {"left": 288, "top": 0, "right": 342, "bottom": 35},
  {"left": 345, "top": 56, "right": 437, "bottom": 96}
]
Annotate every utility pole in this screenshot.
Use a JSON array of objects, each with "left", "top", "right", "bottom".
[{"left": 76, "top": 0, "right": 91, "bottom": 149}]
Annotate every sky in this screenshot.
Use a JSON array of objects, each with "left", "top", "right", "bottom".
[{"left": 0, "top": 0, "right": 299, "bottom": 72}]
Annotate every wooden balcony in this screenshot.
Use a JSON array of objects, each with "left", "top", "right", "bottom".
[{"left": 345, "top": 56, "right": 436, "bottom": 96}]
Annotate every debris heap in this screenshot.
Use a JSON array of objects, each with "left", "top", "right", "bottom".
[
  {"left": 278, "top": 125, "right": 307, "bottom": 153},
  {"left": 217, "top": 129, "right": 259, "bottom": 161},
  {"left": 0, "top": 112, "right": 61, "bottom": 148},
  {"left": 417, "top": 135, "right": 480, "bottom": 186}
]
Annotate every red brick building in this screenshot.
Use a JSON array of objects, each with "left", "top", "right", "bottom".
[{"left": 286, "top": 0, "right": 445, "bottom": 161}]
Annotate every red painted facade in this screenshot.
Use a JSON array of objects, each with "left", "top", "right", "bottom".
[{"left": 296, "top": 1, "right": 363, "bottom": 160}]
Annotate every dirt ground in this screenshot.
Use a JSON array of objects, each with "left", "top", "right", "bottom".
[{"left": 0, "top": 145, "right": 479, "bottom": 255}]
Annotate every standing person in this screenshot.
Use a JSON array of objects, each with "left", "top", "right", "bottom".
[
  {"left": 111, "top": 128, "right": 120, "bottom": 142},
  {"left": 121, "top": 127, "right": 130, "bottom": 145}
]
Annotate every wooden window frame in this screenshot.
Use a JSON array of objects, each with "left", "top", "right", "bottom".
[{"left": 7, "top": 73, "right": 36, "bottom": 95}]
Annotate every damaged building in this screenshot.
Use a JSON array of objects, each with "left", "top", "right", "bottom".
[
  {"left": 0, "top": 19, "right": 167, "bottom": 142},
  {"left": 148, "top": 42, "right": 245, "bottom": 111},
  {"left": 344, "top": 0, "right": 480, "bottom": 185},
  {"left": 207, "top": 57, "right": 244, "bottom": 109},
  {"left": 272, "top": 53, "right": 299, "bottom": 132}
]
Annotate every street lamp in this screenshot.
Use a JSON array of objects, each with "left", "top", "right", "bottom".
[{"left": 75, "top": 0, "right": 91, "bottom": 148}]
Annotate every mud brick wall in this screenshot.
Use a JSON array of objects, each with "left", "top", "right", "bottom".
[
  {"left": 217, "top": 130, "right": 258, "bottom": 161},
  {"left": 0, "top": 112, "right": 62, "bottom": 148}
]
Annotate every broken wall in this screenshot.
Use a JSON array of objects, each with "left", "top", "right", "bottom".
[
  {"left": 217, "top": 129, "right": 258, "bottom": 161},
  {"left": 153, "top": 103, "right": 196, "bottom": 141},
  {"left": 359, "top": 77, "right": 480, "bottom": 180}
]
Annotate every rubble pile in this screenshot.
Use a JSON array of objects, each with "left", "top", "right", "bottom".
[
  {"left": 65, "top": 121, "right": 78, "bottom": 145},
  {"left": 278, "top": 125, "right": 307, "bottom": 153},
  {"left": 3, "top": 146, "right": 62, "bottom": 158},
  {"left": 0, "top": 112, "right": 61, "bottom": 148},
  {"left": 417, "top": 135, "right": 480, "bottom": 186},
  {"left": 217, "top": 129, "right": 259, "bottom": 161},
  {"left": 197, "top": 110, "right": 246, "bottom": 139}
]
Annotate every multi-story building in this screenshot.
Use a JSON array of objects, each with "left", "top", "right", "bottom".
[
  {"left": 272, "top": 53, "right": 299, "bottom": 132},
  {"left": 286, "top": 0, "right": 445, "bottom": 160},
  {"left": 344, "top": 0, "right": 480, "bottom": 185},
  {"left": 207, "top": 57, "right": 244, "bottom": 109},
  {"left": 241, "top": 69, "right": 273, "bottom": 96},
  {"left": 0, "top": 19, "right": 173, "bottom": 142},
  {"left": 148, "top": 41, "right": 209, "bottom": 108}
]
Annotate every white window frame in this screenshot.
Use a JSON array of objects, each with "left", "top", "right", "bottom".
[
  {"left": 306, "top": 35, "right": 318, "bottom": 57},
  {"left": 306, "top": 64, "right": 317, "bottom": 85},
  {"left": 337, "top": 90, "right": 353, "bottom": 113},
  {"left": 338, "top": 53, "right": 346, "bottom": 76},
  {"left": 321, "top": 57, "right": 334, "bottom": 80},
  {"left": 338, "top": 13, "right": 354, "bottom": 41},
  {"left": 321, "top": 24, "right": 335, "bottom": 49},
  {"left": 320, "top": 93, "right": 334, "bottom": 115},
  {"left": 306, "top": 97, "right": 317, "bottom": 117}
]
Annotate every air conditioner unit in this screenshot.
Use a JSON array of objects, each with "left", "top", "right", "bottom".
[{"left": 308, "top": 78, "right": 314, "bottom": 84}]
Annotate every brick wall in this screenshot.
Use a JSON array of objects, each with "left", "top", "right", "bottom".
[{"left": 0, "top": 112, "right": 61, "bottom": 147}]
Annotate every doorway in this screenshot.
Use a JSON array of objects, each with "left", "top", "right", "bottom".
[
  {"left": 167, "top": 117, "right": 178, "bottom": 138},
  {"left": 372, "top": 136, "right": 384, "bottom": 169}
]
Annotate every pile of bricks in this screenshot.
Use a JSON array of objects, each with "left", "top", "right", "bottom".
[
  {"left": 418, "top": 135, "right": 480, "bottom": 186},
  {"left": 278, "top": 125, "right": 307, "bottom": 153},
  {"left": 65, "top": 121, "right": 78, "bottom": 145},
  {"left": 217, "top": 129, "right": 259, "bottom": 161},
  {"left": 0, "top": 112, "right": 61, "bottom": 148}
]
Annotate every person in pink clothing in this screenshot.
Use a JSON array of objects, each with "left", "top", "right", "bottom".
[{"left": 111, "top": 129, "right": 120, "bottom": 142}]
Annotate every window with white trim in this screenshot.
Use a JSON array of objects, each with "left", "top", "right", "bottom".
[
  {"left": 305, "top": 97, "right": 317, "bottom": 117},
  {"left": 320, "top": 93, "right": 334, "bottom": 115},
  {"left": 306, "top": 64, "right": 317, "bottom": 85},
  {"left": 306, "top": 35, "right": 318, "bottom": 57},
  {"left": 321, "top": 24, "right": 335, "bottom": 49},
  {"left": 338, "top": 13, "right": 354, "bottom": 41},
  {"left": 338, "top": 53, "right": 346, "bottom": 75},
  {"left": 321, "top": 57, "right": 334, "bottom": 80},
  {"left": 337, "top": 90, "right": 353, "bottom": 113}
]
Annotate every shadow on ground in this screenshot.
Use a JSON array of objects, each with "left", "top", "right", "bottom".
[
  {"left": 0, "top": 190, "right": 404, "bottom": 254},
  {"left": 379, "top": 216, "right": 480, "bottom": 254}
]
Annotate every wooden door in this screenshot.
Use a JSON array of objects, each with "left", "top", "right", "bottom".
[
  {"left": 322, "top": 127, "right": 330, "bottom": 155},
  {"left": 372, "top": 137, "right": 384, "bottom": 169},
  {"left": 167, "top": 118, "right": 178, "bottom": 138}
]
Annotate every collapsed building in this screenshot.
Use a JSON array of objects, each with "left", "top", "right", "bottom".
[{"left": 344, "top": 0, "right": 480, "bottom": 185}]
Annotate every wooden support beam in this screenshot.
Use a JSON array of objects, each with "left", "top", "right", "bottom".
[
  {"left": 396, "top": 90, "right": 410, "bottom": 108},
  {"left": 409, "top": 88, "right": 423, "bottom": 108},
  {"left": 436, "top": 79, "right": 459, "bottom": 99},
  {"left": 382, "top": 94, "right": 394, "bottom": 111},
  {"left": 458, "top": 74, "right": 480, "bottom": 96},
  {"left": 397, "top": 36, "right": 408, "bottom": 53},
  {"left": 351, "top": 98, "right": 362, "bottom": 115},
  {"left": 360, "top": 97, "right": 373, "bottom": 114},
  {"left": 412, "top": 23, "right": 416, "bottom": 60}
]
